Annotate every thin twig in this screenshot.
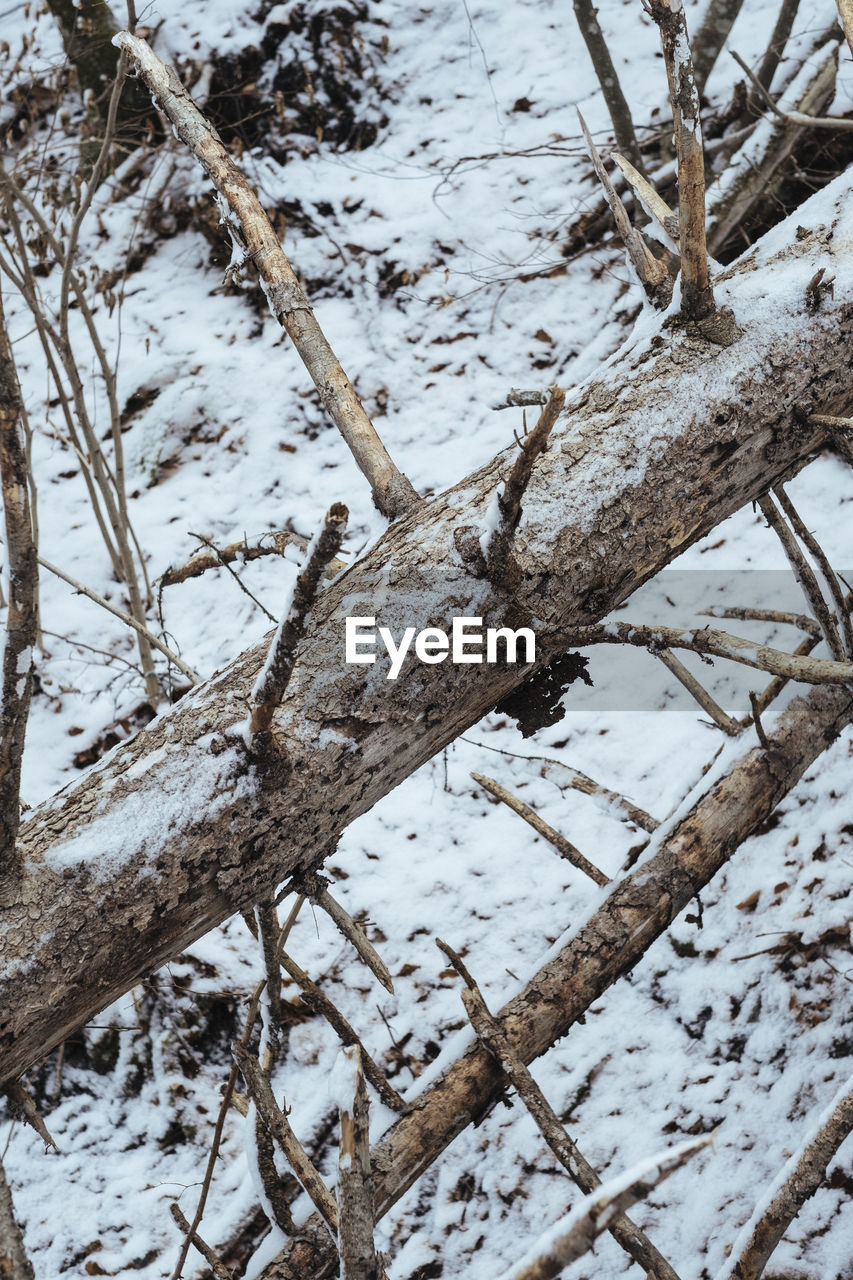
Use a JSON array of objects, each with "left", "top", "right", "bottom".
[
  {"left": 576, "top": 112, "right": 670, "bottom": 306},
  {"left": 731, "top": 48, "right": 853, "bottom": 130},
  {"left": 168, "top": 981, "right": 264, "bottom": 1280},
  {"left": 699, "top": 605, "right": 821, "bottom": 636},
  {"left": 334, "top": 1046, "right": 381, "bottom": 1280},
  {"left": 37, "top": 555, "right": 200, "bottom": 687},
  {"left": 758, "top": 493, "right": 845, "bottom": 662},
  {"left": 280, "top": 950, "right": 405, "bottom": 1112},
  {"left": 720, "top": 1073, "right": 853, "bottom": 1280},
  {"left": 250, "top": 504, "right": 348, "bottom": 735},
  {"left": 297, "top": 871, "right": 395, "bottom": 995},
  {"left": 115, "top": 32, "right": 419, "bottom": 520},
  {"left": 232, "top": 1042, "right": 339, "bottom": 1239},
  {"left": 159, "top": 529, "right": 347, "bottom": 588},
  {"left": 748, "top": 692, "right": 770, "bottom": 751},
  {"left": 436, "top": 939, "right": 685, "bottom": 1280},
  {"left": 656, "top": 649, "right": 742, "bottom": 735},
  {"left": 3, "top": 1083, "right": 58, "bottom": 1152},
  {"left": 471, "top": 773, "right": 609, "bottom": 887},
  {"left": 188, "top": 533, "right": 277, "bottom": 623},
  {"left": 772, "top": 485, "right": 853, "bottom": 659},
  {"left": 169, "top": 1204, "right": 232, "bottom": 1280},
  {"left": 691, "top": 0, "right": 747, "bottom": 98}
]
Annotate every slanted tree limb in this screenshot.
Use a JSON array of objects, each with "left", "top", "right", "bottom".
[
  {"left": 436, "top": 939, "right": 684, "bottom": 1280},
  {"left": 655, "top": 648, "right": 742, "bottom": 735},
  {"left": 755, "top": 0, "right": 802, "bottom": 97},
  {"left": 159, "top": 530, "right": 347, "bottom": 588},
  {"left": 261, "top": 681, "right": 853, "bottom": 1280},
  {"left": 2, "top": 173, "right": 852, "bottom": 1088},
  {"left": 471, "top": 772, "right": 609, "bottom": 886},
  {"left": 719, "top": 1073, "right": 853, "bottom": 1280},
  {"left": 295, "top": 872, "right": 394, "bottom": 995},
  {"left": 571, "top": 0, "right": 647, "bottom": 178},
  {"left": 691, "top": 0, "right": 747, "bottom": 99},
  {"left": 115, "top": 33, "right": 418, "bottom": 521},
  {"left": 0, "top": 285, "right": 37, "bottom": 873},
  {"left": 757, "top": 493, "right": 845, "bottom": 662},
  {"left": 731, "top": 47, "right": 853, "bottom": 131},
  {"left": 334, "top": 1047, "right": 381, "bottom": 1280},
  {"left": 169, "top": 1205, "right": 232, "bottom": 1280}
]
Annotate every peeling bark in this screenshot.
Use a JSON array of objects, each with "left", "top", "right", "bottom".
[{"left": 1, "top": 180, "right": 853, "bottom": 1088}]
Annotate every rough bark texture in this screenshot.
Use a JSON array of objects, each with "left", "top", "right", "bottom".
[
  {"left": 1, "top": 180, "right": 852, "bottom": 1089},
  {"left": 261, "top": 681, "right": 853, "bottom": 1280},
  {"left": 0, "top": 1158, "right": 33, "bottom": 1280}
]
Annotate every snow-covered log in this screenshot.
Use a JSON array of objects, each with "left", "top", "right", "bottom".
[{"left": 1, "top": 178, "right": 853, "bottom": 1088}]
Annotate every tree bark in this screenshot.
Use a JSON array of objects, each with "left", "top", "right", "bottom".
[{"left": 1, "top": 177, "right": 852, "bottom": 1088}]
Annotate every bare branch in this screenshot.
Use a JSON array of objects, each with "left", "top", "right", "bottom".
[
  {"left": 730, "top": 47, "right": 853, "bottom": 130},
  {"left": 169, "top": 1205, "right": 232, "bottom": 1280},
  {"left": 571, "top": 1, "right": 647, "bottom": 176},
  {"left": 755, "top": 0, "right": 802, "bottom": 96},
  {"left": 159, "top": 529, "right": 347, "bottom": 588},
  {"left": 280, "top": 950, "right": 405, "bottom": 1112},
  {"left": 748, "top": 691, "right": 770, "bottom": 751},
  {"left": 611, "top": 151, "right": 681, "bottom": 249},
  {"left": 748, "top": 631, "right": 820, "bottom": 721},
  {"left": 296, "top": 871, "right": 394, "bottom": 995},
  {"left": 0, "top": 284, "right": 37, "bottom": 872},
  {"left": 0, "top": 1156, "right": 34, "bottom": 1280},
  {"left": 256, "top": 902, "right": 284, "bottom": 1055},
  {"left": 3, "top": 1082, "right": 58, "bottom": 1152},
  {"left": 758, "top": 492, "right": 845, "bottom": 662},
  {"left": 334, "top": 1047, "right": 381, "bottom": 1280},
  {"left": 471, "top": 772, "right": 609, "bottom": 886},
  {"left": 699, "top": 605, "right": 821, "bottom": 636},
  {"left": 437, "top": 939, "right": 684, "bottom": 1280},
  {"left": 721, "top": 1074, "right": 853, "bottom": 1280},
  {"left": 576, "top": 112, "right": 671, "bottom": 306},
  {"left": 563, "top": 618, "right": 853, "bottom": 684},
  {"left": 250, "top": 504, "right": 348, "bottom": 736},
  {"left": 496, "top": 1135, "right": 710, "bottom": 1280},
  {"left": 499, "top": 387, "right": 567, "bottom": 531},
  {"left": 656, "top": 648, "right": 742, "bottom": 735},
  {"left": 115, "top": 32, "right": 419, "bottom": 520},
  {"left": 37, "top": 555, "right": 200, "bottom": 687},
  {"left": 533, "top": 756, "right": 659, "bottom": 831},
  {"left": 232, "top": 1042, "right": 338, "bottom": 1239},
  {"left": 772, "top": 484, "right": 853, "bottom": 659}
]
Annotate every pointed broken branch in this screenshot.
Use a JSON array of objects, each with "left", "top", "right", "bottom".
[
  {"left": 437, "top": 939, "right": 684, "bottom": 1280},
  {"left": 611, "top": 151, "right": 680, "bottom": 249},
  {"left": 758, "top": 492, "right": 846, "bottom": 662},
  {"left": 838, "top": 0, "right": 853, "bottom": 61},
  {"left": 250, "top": 504, "right": 348, "bottom": 735},
  {"left": 280, "top": 950, "right": 405, "bottom": 1112},
  {"left": 646, "top": 0, "right": 732, "bottom": 337},
  {"left": 295, "top": 871, "right": 394, "bottom": 995},
  {"left": 114, "top": 33, "right": 419, "bottom": 520},
  {"left": 720, "top": 1073, "right": 853, "bottom": 1280},
  {"left": 498, "top": 387, "right": 567, "bottom": 533},
  {"left": 656, "top": 648, "right": 742, "bottom": 735},
  {"left": 576, "top": 111, "right": 671, "bottom": 306},
  {"left": 3, "top": 1083, "right": 58, "bottom": 1152},
  {"left": 496, "top": 1135, "right": 711, "bottom": 1280},
  {"left": 334, "top": 1046, "right": 381, "bottom": 1280},
  {"left": 232, "top": 1041, "right": 339, "bottom": 1238},
  {"left": 471, "top": 772, "right": 609, "bottom": 886}
]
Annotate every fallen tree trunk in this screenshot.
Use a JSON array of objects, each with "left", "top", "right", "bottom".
[
  {"left": 260, "top": 680, "right": 853, "bottom": 1280},
  {"left": 1, "top": 176, "right": 852, "bottom": 1088}
]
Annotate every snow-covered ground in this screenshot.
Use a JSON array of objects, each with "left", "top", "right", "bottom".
[{"left": 2, "top": 1, "right": 853, "bottom": 1277}]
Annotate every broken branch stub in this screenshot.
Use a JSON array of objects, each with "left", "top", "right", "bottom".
[{"left": 114, "top": 33, "right": 419, "bottom": 521}]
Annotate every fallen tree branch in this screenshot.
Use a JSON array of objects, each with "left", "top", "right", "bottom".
[
  {"left": 2, "top": 171, "right": 852, "bottom": 1088},
  {"left": 572, "top": 0, "right": 647, "bottom": 178},
  {"left": 158, "top": 529, "right": 347, "bottom": 588},
  {"left": 718, "top": 1072, "right": 853, "bottom": 1280},
  {"left": 565, "top": 619, "right": 853, "bottom": 684},
  {"left": 471, "top": 772, "right": 609, "bottom": 886},
  {"left": 757, "top": 493, "right": 845, "bottom": 662},
  {"left": 0, "top": 1156, "right": 33, "bottom": 1280},
  {"left": 114, "top": 33, "right": 419, "bottom": 521},
  {"left": 260, "top": 681, "right": 853, "bottom": 1279},
  {"left": 333, "top": 1047, "right": 381, "bottom": 1280},
  {"left": 497, "top": 1136, "right": 710, "bottom": 1280},
  {"left": 295, "top": 872, "right": 394, "bottom": 996},
  {"left": 731, "top": 47, "right": 853, "bottom": 131},
  {"left": 169, "top": 1204, "right": 232, "bottom": 1280},
  {"left": 656, "top": 648, "right": 742, "bottom": 735},
  {"left": 437, "top": 939, "right": 684, "bottom": 1280}
]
